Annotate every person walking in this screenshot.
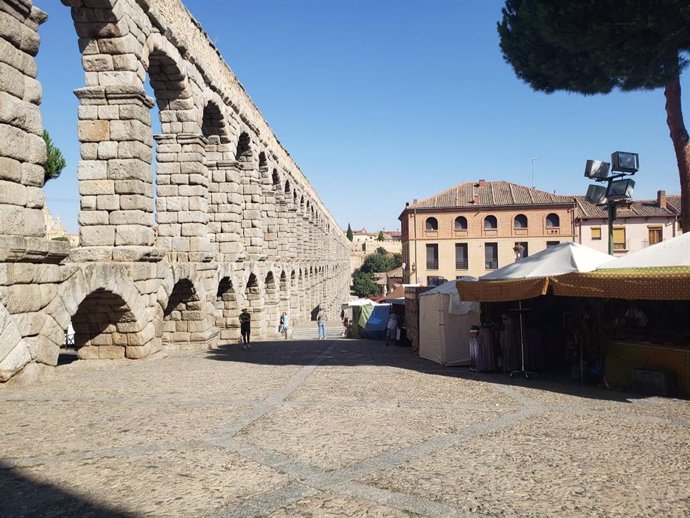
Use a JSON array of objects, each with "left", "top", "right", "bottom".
[
  {"left": 279, "top": 311, "right": 290, "bottom": 340},
  {"left": 385, "top": 312, "right": 398, "bottom": 346},
  {"left": 239, "top": 308, "right": 251, "bottom": 349},
  {"left": 316, "top": 307, "right": 327, "bottom": 340}
]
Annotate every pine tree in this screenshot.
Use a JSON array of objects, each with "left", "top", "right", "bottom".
[
  {"left": 498, "top": 0, "right": 690, "bottom": 230},
  {"left": 377, "top": 230, "right": 385, "bottom": 241},
  {"left": 43, "top": 130, "right": 66, "bottom": 184},
  {"left": 346, "top": 223, "right": 353, "bottom": 241}
]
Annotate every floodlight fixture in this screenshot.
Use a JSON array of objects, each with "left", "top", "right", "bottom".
[
  {"left": 585, "top": 184, "right": 608, "bottom": 205},
  {"left": 605, "top": 178, "right": 635, "bottom": 201},
  {"left": 584, "top": 159, "right": 610, "bottom": 180},
  {"left": 611, "top": 151, "right": 639, "bottom": 174}
]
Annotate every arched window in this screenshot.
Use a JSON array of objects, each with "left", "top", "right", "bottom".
[
  {"left": 546, "top": 213, "right": 560, "bottom": 228},
  {"left": 272, "top": 169, "right": 280, "bottom": 186},
  {"left": 484, "top": 215, "right": 498, "bottom": 230},
  {"left": 284, "top": 180, "right": 290, "bottom": 193},
  {"left": 258, "top": 152, "right": 267, "bottom": 168},
  {"left": 425, "top": 217, "right": 438, "bottom": 231},
  {"left": 454, "top": 216, "right": 468, "bottom": 231},
  {"left": 514, "top": 214, "right": 528, "bottom": 229}
]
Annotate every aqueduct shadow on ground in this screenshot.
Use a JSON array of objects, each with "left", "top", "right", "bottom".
[
  {"left": 206, "top": 338, "right": 657, "bottom": 404},
  {"left": 0, "top": 462, "right": 134, "bottom": 518}
]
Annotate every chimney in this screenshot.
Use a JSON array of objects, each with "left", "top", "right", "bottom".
[{"left": 657, "top": 190, "right": 667, "bottom": 209}]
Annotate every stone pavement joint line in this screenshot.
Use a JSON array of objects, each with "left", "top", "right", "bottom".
[{"left": 2, "top": 339, "right": 688, "bottom": 517}]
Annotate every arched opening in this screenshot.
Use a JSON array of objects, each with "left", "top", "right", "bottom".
[
  {"left": 272, "top": 169, "right": 280, "bottom": 188},
  {"left": 265, "top": 271, "right": 279, "bottom": 336},
  {"left": 236, "top": 132, "right": 251, "bottom": 161},
  {"left": 258, "top": 151, "right": 267, "bottom": 168},
  {"left": 454, "top": 216, "right": 468, "bottom": 231},
  {"left": 244, "top": 273, "right": 264, "bottom": 336},
  {"left": 285, "top": 180, "right": 291, "bottom": 194},
  {"left": 146, "top": 46, "right": 192, "bottom": 243},
  {"left": 279, "top": 271, "right": 289, "bottom": 316},
  {"left": 202, "top": 101, "right": 227, "bottom": 141},
  {"left": 215, "top": 277, "right": 239, "bottom": 343},
  {"left": 514, "top": 214, "right": 528, "bottom": 229},
  {"left": 67, "top": 289, "right": 137, "bottom": 361},
  {"left": 484, "top": 215, "right": 498, "bottom": 230},
  {"left": 546, "top": 213, "right": 560, "bottom": 228},
  {"left": 162, "top": 279, "right": 202, "bottom": 350},
  {"left": 425, "top": 217, "right": 438, "bottom": 231}
]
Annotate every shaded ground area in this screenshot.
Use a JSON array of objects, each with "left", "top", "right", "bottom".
[{"left": 1, "top": 337, "right": 688, "bottom": 517}]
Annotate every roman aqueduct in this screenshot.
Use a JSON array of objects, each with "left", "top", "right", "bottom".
[{"left": 0, "top": 0, "right": 351, "bottom": 383}]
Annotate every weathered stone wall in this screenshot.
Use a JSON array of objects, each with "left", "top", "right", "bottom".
[{"left": 0, "top": 0, "right": 351, "bottom": 384}]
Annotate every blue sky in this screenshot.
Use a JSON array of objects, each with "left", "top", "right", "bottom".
[{"left": 35, "top": 0, "right": 688, "bottom": 234}]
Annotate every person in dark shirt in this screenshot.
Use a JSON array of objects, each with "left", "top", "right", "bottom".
[{"left": 239, "top": 308, "right": 251, "bottom": 349}]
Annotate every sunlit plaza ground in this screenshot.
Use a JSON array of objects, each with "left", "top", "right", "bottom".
[{"left": 1, "top": 336, "right": 689, "bottom": 518}]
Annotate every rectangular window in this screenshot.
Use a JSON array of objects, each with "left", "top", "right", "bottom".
[
  {"left": 591, "top": 227, "right": 601, "bottom": 240},
  {"left": 546, "top": 241, "right": 560, "bottom": 248},
  {"left": 427, "top": 276, "right": 446, "bottom": 287},
  {"left": 426, "top": 244, "right": 439, "bottom": 270},
  {"left": 455, "top": 243, "right": 468, "bottom": 270},
  {"left": 613, "top": 227, "right": 626, "bottom": 250},
  {"left": 484, "top": 243, "right": 498, "bottom": 270},
  {"left": 648, "top": 226, "right": 662, "bottom": 245}
]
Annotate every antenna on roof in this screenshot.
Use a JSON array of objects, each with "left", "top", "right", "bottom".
[{"left": 531, "top": 158, "right": 540, "bottom": 188}]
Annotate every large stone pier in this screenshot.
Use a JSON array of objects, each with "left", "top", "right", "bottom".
[{"left": 0, "top": 0, "right": 351, "bottom": 383}]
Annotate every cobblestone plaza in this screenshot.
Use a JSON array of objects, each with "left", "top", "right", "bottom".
[{"left": 2, "top": 338, "right": 688, "bottom": 517}]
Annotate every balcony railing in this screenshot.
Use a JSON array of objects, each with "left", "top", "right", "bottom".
[
  {"left": 485, "top": 259, "right": 498, "bottom": 270},
  {"left": 455, "top": 260, "right": 468, "bottom": 270},
  {"left": 426, "top": 261, "right": 439, "bottom": 270}
]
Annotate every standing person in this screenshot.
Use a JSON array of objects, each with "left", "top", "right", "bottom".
[
  {"left": 316, "top": 306, "right": 327, "bottom": 340},
  {"left": 280, "top": 311, "right": 290, "bottom": 340},
  {"left": 239, "top": 308, "right": 251, "bottom": 349},
  {"left": 385, "top": 312, "right": 397, "bottom": 346}
]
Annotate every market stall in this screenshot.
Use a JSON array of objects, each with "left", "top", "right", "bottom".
[{"left": 418, "top": 279, "right": 479, "bottom": 366}]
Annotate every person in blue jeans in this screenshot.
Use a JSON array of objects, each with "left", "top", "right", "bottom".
[{"left": 316, "top": 307, "right": 327, "bottom": 339}]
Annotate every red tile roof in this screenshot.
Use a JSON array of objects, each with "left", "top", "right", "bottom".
[
  {"left": 407, "top": 180, "right": 575, "bottom": 210},
  {"left": 574, "top": 195, "right": 681, "bottom": 219}
]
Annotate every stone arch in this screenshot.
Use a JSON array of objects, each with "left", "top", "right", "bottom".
[
  {"left": 162, "top": 279, "right": 201, "bottom": 351},
  {"left": 264, "top": 271, "right": 280, "bottom": 336},
  {"left": 236, "top": 132, "right": 251, "bottom": 161},
  {"left": 272, "top": 169, "right": 281, "bottom": 188},
  {"left": 284, "top": 179, "right": 291, "bottom": 194},
  {"left": 215, "top": 276, "right": 239, "bottom": 343},
  {"left": 244, "top": 272, "right": 265, "bottom": 336},
  {"left": 289, "top": 270, "right": 300, "bottom": 323},
  {"left": 49, "top": 264, "right": 155, "bottom": 361},
  {"left": 143, "top": 35, "right": 195, "bottom": 131},
  {"left": 202, "top": 100, "right": 229, "bottom": 142},
  {"left": 258, "top": 151, "right": 267, "bottom": 168},
  {"left": 279, "top": 270, "right": 290, "bottom": 315}
]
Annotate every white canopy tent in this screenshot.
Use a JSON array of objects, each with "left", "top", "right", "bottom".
[{"left": 419, "top": 278, "right": 479, "bottom": 366}]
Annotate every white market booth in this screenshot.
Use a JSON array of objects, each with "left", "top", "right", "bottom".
[{"left": 419, "top": 279, "right": 479, "bottom": 366}]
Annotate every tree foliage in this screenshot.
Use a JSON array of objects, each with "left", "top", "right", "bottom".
[
  {"left": 377, "top": 230, "right": 385, "bottom": 241},
  {"left": 43, "top": 130, "right": 66, "bottom": 184},
  {"left": 351, "top": 248, "right": 403, "bottom": 298},
  {"left": 352, "top": 271, "right": 379, "bottom": 298},
  {"left": 346, "top": 223, "right": 353, "bottom": 241},
  {"left": 498, "top": 0, "right": 690, "bottom": 230}
]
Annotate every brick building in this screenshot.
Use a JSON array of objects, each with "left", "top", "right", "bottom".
[
  {"left": 399, "top": 180, "right": 577, "bottom": 284},
  {"left": 574, "top": 191, "right": 681, "bottom": 254}
]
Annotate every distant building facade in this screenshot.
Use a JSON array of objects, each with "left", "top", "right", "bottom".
[
  {"left": 347, "top": 228, "right": 402, "bottom": 273},
  {"left": 399, "top": 180, "right": 577, "bottom": 284},
  {"left": 575, "top": 191, "right": 681, "bottom": 255}
]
